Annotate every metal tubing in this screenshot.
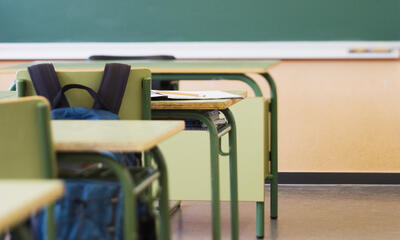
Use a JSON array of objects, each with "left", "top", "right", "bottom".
[
  {"left": 261, "top": 73, "right": 278, "bottom": 220},
  {"left": 218, "top": 138, "right": 230, "bottom": 156},
  {"left": 142, "top": 77, "right": 152, "bottom": 120},
  {"left": 169, "top": 201, "right": 182, "bottom": 216},
  {"left": 142, "top": 77, "right": 154, "bottom": 206},
  {"left": 152, "top": 110, "right": 222, "bottom": 240},
  {"left": 256, "top": 201, "right": 265, "bottom": 238},
  {"left": 220, "top": 109, "right": 239, "bottom": 240},
  {"left": 197, "top": 115, "right": 221, "bottom": 240},
  {"left": 217, "top": 125, "right": 231, "bottom": 138},
  {"left": 150, "top": 146, "right": 171, "bottom": 240},
  {"left": 265, "top": 174, "right": 273, "bottom": 180},
  {"left": 16, "top": 80, "right": 25, "bottom": 97},
  {"left": 8, "top": 80, "right": 16, "bottom": 91},
  {"left": 133, "top": 171, "right": 160, "bottom": 195}
]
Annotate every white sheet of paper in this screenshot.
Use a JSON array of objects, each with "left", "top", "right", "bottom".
[
  {"left": 151, "top": 91, "right": 167, "bottom": 98},
  {"left": 151, "top": 90, "right": 244, "bottom": 100}
]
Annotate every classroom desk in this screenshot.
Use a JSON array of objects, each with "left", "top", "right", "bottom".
[
  {"left": 52, "top": 120, "right": 184, "bottom": 240},
  {"left": 52, "top": 120, "right": 184, "bottom": 152},
  {"left": 152, "top": 94, "right": 245, "bottom": 240},
  {"left": 3, "top": 59, "right": 278, "bottom": 238},
  {"left": 0, "top": 91, "right": 16, "bottom": 100},
  {"left": 151, "top": 95, "right": 245, "bottom": 110},
  {"left": 0, "top": 180, "right": 64, "bottom": 234}
]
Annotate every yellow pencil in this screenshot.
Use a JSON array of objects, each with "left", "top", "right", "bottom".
[
  {"left": 153, "top": 90, "right": 200, "bottom": 97},
  {"left": 349, "top": 47, "right": 368, "bottom": 53}
]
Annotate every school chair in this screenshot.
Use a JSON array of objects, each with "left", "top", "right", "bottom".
[
  {"left": 0, "top": 96, "right": 57, "bottom": 240},
  {"left": 15, "top": 68, "right": 152, "bottom": 120},
  {"left": 15, "top": 68, "right": 170, "bottom": 240}
]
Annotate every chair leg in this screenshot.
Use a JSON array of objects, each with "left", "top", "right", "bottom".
[
  {"left": 205, "top": 120, "right": 221, "bottom": 240},
  {"left": 221, "top": 109, "right": 239, "bottom": 240},
  {"left": 151, "top": 147, "right": 171, "bottom": 240},
  {"left": 151, "top": 110, "right": 224, "bottom": 240},
  {"left": 262, "top": 73, "right": 279, "bottom": 220},
  {"left": 271, "top": 179, "right": 278, "bottom": 219},
  {"left": 45, "top": 204, "right": 56, "bottom": 240}
]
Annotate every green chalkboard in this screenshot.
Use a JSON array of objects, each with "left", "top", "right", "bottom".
[{"left": 1, "top": 0, "right": 399, "bottom": 42}]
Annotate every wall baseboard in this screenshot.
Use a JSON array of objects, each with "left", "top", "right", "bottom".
[{"left": 275, "top": 172, "right": 400, "bottom": 184}]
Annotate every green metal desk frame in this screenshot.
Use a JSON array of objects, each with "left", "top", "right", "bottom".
[
  {"left": 152, "top": 73, "right": 278, "bottom": 239},
  {"left": 152, "top": 108, "right": 239, "bottom": 240}
]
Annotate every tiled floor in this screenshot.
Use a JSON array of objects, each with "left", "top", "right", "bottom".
[{"left": 170, "top": 185, "right": 400, "bottom": 240}]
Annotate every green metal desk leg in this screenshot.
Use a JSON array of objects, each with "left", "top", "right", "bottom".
[
  {"left": 152, "top": 110, "right": 221, "bottom": 240},
  {"left": 256, "top": 201, "right": 265, "bottom": 238},
  {"left": 153, "top": 72, "right": 277, "bottom": 238},
  {"left": 150, "top": 146, "right": 171, "bottom": 240},
  {"left": 221, "top": 109, "right": 239, "bottom": 240},
  {"left": 262, "top": 73, "right": 278, "bottom": 220},
  {"left": 193, "top": 114, "right": 221, "bottom": 240},
  {"left": 253, "top": 73, "right": 278, "bottom": 238}
]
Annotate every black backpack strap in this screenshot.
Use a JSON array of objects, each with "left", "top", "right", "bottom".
[
  {"left": 53, "top": 84, "right": 106, "bottom": 110},
  {"left": 93, "top": 63, "right": 131, "bottom": 114},
  {"left": 28, "top": 63, "right": 70, "bottom": 109}
]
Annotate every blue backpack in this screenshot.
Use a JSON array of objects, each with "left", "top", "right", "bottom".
[{"left": 28, "top": 63, "right": 155, "bottom": 240}]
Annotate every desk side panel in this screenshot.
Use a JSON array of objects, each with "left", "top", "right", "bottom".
[{"left": 159, "top": 98, "right": 265, "bottom": 201}]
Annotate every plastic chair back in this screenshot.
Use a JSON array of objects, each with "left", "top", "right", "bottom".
[{"left": 0, "top": 96, "right": 55, "bottom": 179}]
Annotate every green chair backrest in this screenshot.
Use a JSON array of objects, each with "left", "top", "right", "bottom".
[
  {"left": 16, "top": 68, "right": 152, "bottom": 120},
  {"left": 0, "top": 96, "right": 55, "bottom": 179}
]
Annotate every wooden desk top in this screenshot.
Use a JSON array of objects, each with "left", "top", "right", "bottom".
[
  {"left": 151, "top": 91, "right": 246, "bottom": 110},
  {"left": 0, "top": 91, "right": 17, "bottom": 100},
  {"left": 0, "top": 60, "right": 279, "bottom": 74},
  {"left": 0, "top": 180, "right": 64, "bottom": 233},
  {"left": 52, "top": 120, "right": 184, "bottom": 152}
]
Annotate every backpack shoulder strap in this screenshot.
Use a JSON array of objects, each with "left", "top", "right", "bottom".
[
  {"left": 53, "top": 84, "right": 107, "bottom": 110},
  {"left": 28, "top": 63, "right": 70, "bottom": 108},
  {"left": 92, "top": 63, "right": 131, "bottom": 114}
]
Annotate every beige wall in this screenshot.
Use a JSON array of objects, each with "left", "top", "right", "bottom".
[
  {"left": 0, "top": 61, "right": 25, "bottom": 90},
  {"left": 2, "top": 60, "right": 400, "bottom": 172},
  {"left": 274, "top": 60, "right": 400, "bottom": 172},
  {"left": 180, "top": 60, "right": 400, "bottom": 173}
]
